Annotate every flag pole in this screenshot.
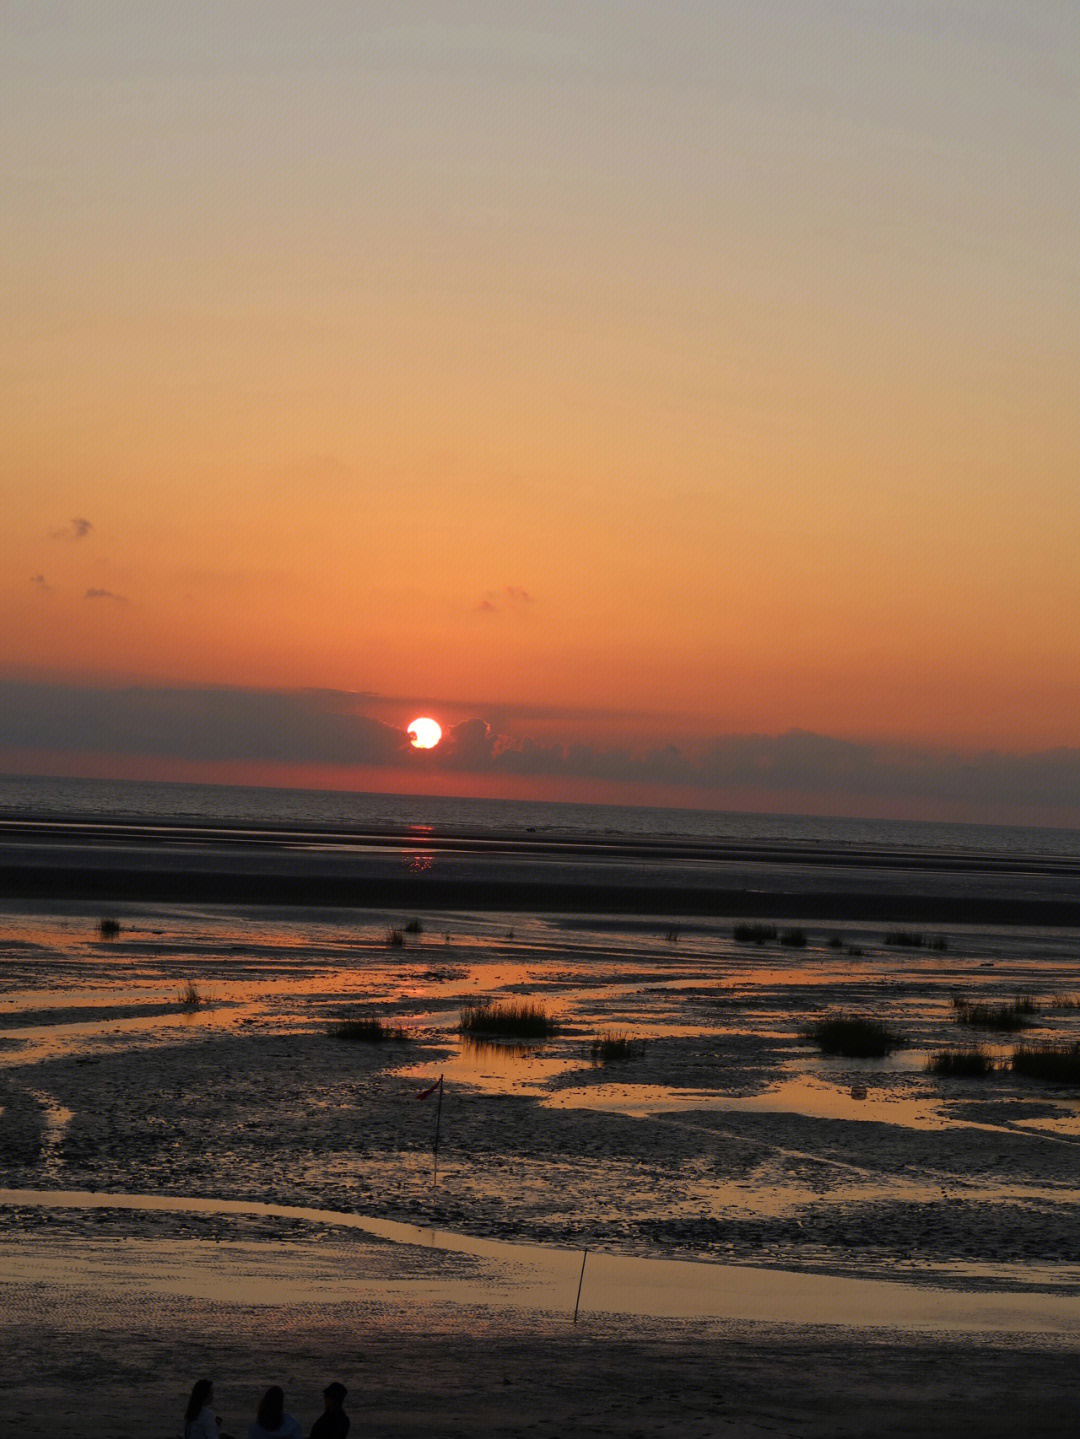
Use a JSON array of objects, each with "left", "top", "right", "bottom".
[
  {"left": 432, "top": 1075, "right": 444, "bottom": 1190},
  {"left": 573, "top": 1248, "right": 588, "bottom": 1324}
]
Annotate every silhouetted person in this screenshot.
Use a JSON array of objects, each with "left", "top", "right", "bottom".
[
  {"left": 185, "top": 1380, "right": 221, "bottom": 1439},
  {"left": 248, "top": 1386, "right": 302, "bottom": 1439},
  {"left": 309, "top": 1383, "right": 349, "bottom": 1439}
]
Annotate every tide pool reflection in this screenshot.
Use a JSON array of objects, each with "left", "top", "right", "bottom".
[
  {"left": 398, "top": 1035, "right": 582, "bottom": 1093},
  {"left": 461, "top": 1036, "right": 541, "bottom": 1066}
]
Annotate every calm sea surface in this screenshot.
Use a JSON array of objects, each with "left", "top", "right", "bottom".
[{"left": 3, "top": 773, "right": 1080, "bottom": 862}]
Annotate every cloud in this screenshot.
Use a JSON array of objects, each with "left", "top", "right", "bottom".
[
  {"left": 477, "top": 585, "right": 534, "bottom": 613},
  {"left": 51, "top": 517, "right": 92, "bottom": 540},
  {"left": 84, "top": 588, "right": 128, "bottom": 603},
  {"left": 0, "top": 682, "right": 407, "bottom": 767},
  {"left": 374, "top": 695, "right": 679, "bottom": 724},
  {"left": 440, "top": 717, "right": 499, "bottom": 769},
  {"left": 7, "top": 680, "right": 1080, "bottom": 820},
  {"left": 29, "top": 574, "right": 53, "bottom": 590}
]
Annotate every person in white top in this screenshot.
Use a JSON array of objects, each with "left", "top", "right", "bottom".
[
  {"left": 184, "top": 1380, "right": 222, "bottom": 1439},
  {"left": 248, "top": 1386, "right": 302, "bottom": 1439}
]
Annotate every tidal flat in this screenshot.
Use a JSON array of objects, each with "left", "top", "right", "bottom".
[{"left": 5, "top": 897, "right": 1080, "bottom": 1435}]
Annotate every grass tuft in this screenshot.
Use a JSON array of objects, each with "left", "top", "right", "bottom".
[
  {"left": 779, "top": 928, "right": 807, "bottom": 948},
  {"left": 732, "top": 923, "right": 778, "bottom": 945},
  {"left": 927, "top": 1046, "right": 995, "bottom": 1078},
  {"left": 385, "top": 928, "right": 405, "bottom": 948},
  {"left": 931, "top": 935, "right": 950, "bottom": 952},
  {"left": 332, "top": 1016, "right": 410, "bottom": 1043},
  {"left": 884, "top": 931, "right": 923, "bottom": 948},
  {"left": 665, "top": 925, "right": 681, "bottom": 943},
  {"left": 98, "top": 917, "right": 121, "bottom": 938},
  {"left": 810, "top": 1013, "right": 904, "bottom": 1058},
  {"left": 403, "top": 918, "right": 423, "bottom": 934},
  {"left": 178, "top": 980, "right": 202, "bottom": 1009},
  {"left": 590, "top": 1030, "right": 639, "bottom": 1061},
  {"left": 1011, "top": 1042, "right": 1080, "bottom": 1083},
  {"left": 954, "top": 995, "right": 1037, "bottom": 1031},
  {"left": 459, "top": 1000, "right": 556, "bottom": 1038},
  {"left": 826, "top": 935, "right": 844, "bottom": 949}
]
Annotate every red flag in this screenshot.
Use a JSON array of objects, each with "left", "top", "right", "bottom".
[{"left": 416, "top": 1076, "right": 443, "bottom": 1101}]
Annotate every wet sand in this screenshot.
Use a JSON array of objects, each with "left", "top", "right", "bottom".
[
  {"left": 5, "top": 824, "right": 1080, "bottom": 1433},
  {"left": 6, "top": 1222, "right": 1080, "bottom": 1439},
  {"left": 7, "top": 815, "right": 1080, "bottom": 921}
]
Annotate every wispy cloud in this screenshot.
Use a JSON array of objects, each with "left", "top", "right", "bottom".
[
  {"left": 477, "top": 585, "right": 534, "bottom": 613},
  {"left": 29, "top": 574, "right": 53, "bottom": 590},
  {"left": 51, "top": 517, "right": 92, "bottom": 540},
  {"left": 84, "top": 588, "right": 128, "bottom": 603}
]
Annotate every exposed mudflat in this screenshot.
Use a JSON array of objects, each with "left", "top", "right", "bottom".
[
  {"left": 6, "top": 898, "right": 1080, "bottom": 1435},
  {"left": 5, "top": 903, "right": 1080, "bottom": 1285}
]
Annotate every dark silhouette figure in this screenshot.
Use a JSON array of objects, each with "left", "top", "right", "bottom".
[
  {"left": 248, "top": 1387, "right": 301, "bottom": 1439},
  {"left": 184, "top": 1380, "right": 221, "bottom": 1439},
  {"left": 310, "top": 1383, "right": 349, "bottom": 1439}
]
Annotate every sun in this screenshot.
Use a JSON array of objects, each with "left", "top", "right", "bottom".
[{"left": 407, "top": 716, "right": 442, "bottom": 750}]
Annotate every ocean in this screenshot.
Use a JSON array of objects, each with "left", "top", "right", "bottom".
[{"left": 3, "top": 772, "right": 1080, "bottom": 861}]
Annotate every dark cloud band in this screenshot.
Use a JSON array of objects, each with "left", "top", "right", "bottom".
[{"left": 2, "top": 679, "right": 1080, "bottom": 815}]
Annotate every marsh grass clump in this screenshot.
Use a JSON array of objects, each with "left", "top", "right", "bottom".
[
  {"left": 403, "top": 918, "right": 423, "bottom": 934},
  {"left": 810, "top": 1014, "right": 904, "bottom": 1058},
  {"left": 665, "top": 925, "right": 681, "bottom": 943},
  {"left": 1011, "top": 1042, "right": 1080, "bottom": 1084},
  {"left": 732, "top": 923, "right": 778, "bottom": 945},
  {"left": 333, "top": 1016, "right": 410, "bottom": 1043},
  {"left": 1051, "top": 993, "right": 1080, "bottom": 1009},
  {"left": 178, "top": 980, "right": 202, "bottom": 1009},
  {"left": 827, "top": 935, "right": 844, "bottom": 949},
  {"left": 931, "top": 935, "right": 950, "bottom": 952},
  {"left": 385, "top": 928, "right": 405, "bottom": 948},
  {"left": 884, "top": 931, "right": 923, "bottom": 948},
  {"left": 954, "top": 995, "right": 1037, "bottom": 1031},
  {"left": 460, "top": 1000, "right": 556, "bottom": 1039},
  {"left": 927, "top": 1046, "right": 996, "bottom": 1078},
  {"left": 590, "top": 1030, "right": 638, "bottom": 1061},
  {"left": 779, "top": 928, "right": 807, "bottom": 948},
  {"left": 98, "top": 917, "right": 121, "bottom": 938}
]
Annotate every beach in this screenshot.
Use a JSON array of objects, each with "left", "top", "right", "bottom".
[{"left": 4, "top": 811, "right": 1080, "bottom": 1435}]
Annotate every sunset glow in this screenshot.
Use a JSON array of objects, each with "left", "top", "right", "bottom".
[{"left": 4, "top": 4, "right": 1080, "bottom": 823}]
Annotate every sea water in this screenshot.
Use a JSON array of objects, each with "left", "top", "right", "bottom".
[{"left": 4, "top": 772, "right": 1080, "bottom": 861}]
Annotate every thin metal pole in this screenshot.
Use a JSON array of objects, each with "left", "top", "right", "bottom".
[
  {"left": 432, "top": 1076, "right": 444, "bottom": 1190},
  {"left": 572, "top": 1248, "right": 588, "bottom": 1323}
]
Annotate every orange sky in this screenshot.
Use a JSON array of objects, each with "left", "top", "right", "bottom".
[{"left": 4, "top": 4, "right": 1080, "bottom": 816}]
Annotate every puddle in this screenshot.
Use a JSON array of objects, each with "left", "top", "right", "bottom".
[
  {"left": 3, "top": 1188, "right": 1080, "bottom": 1334},
  {"left": 546, "top": 1072, "right": 948, "bottom": 1128},
  {"left": 712, "top": 1074, "right": 949, "bottom": 1128},
  {"left": 1013, "top": 1110, "right": 1080, "bottom": 1137},
  {"left": 398, "top": 1036, "right": 583, "bottom": 1093},
  {"left": 24, "top": 1090, "right": 73, "bottom": 1184}
]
